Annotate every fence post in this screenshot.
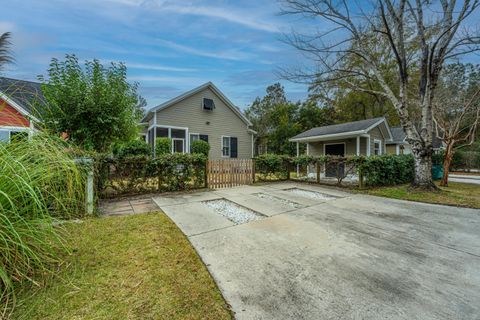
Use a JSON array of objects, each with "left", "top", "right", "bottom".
[
  {"left": 252, "top": 159, "right": 256, "bottom": 183},
  {"left": 359, "top": 168, "right": 365, "bottom": 189},
  {"left": 75, "top": 158, "right": 94, "bottom": 215},
  {"left": 205, "top": 160, "right": 209, "bottom": 189},
  {"left": 316, "top": 160, "right": 320, "bottom": 184}
]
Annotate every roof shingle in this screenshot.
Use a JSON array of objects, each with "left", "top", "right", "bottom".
[{"left": 291, "top": 117, "right": 384, "bottom": 140}]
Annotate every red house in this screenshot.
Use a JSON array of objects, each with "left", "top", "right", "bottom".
[{"left": 0, "top": 77, "right": 43, "bottom": 142}]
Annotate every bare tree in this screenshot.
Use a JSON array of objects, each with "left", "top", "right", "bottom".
[
  {"left": 281, "top": 0, "right": 480, "bottom": 190},
  {"left": 433, "top": 63, "right": 480, "bottom": 186}
]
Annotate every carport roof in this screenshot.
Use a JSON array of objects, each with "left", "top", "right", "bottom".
[{"left": 290, "top": 117, "right": 392, "bottom": 142}]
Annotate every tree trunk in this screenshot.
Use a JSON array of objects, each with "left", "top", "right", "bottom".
[
  {"left": 411, "top": 148, "right": 437, "bottom": 190},
  {"left": 440, "top": 143, "right": 454, "bottom": 187}
]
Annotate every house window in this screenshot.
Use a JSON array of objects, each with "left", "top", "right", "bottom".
[
  {"left": 203, "top": 98, "right": 215, "bottom": 111},
  {"left": 222, "top": 136, "right": 238, "bottom": 158},
  {"left": 0, "top": 129, "right": 28, "bottom": 143},
  {"left": 190, "top": 134, "right": 199, "bottom": 152},
  {"left": 149, "top": 126, "right": 188, "bottom": 154},
  {"left": 374, "top": 139, "right": 382, "bottom": 155},
  {"left": 222, "top": 136, "right": 231, "bottom": 157},
  {"left": 10, "top": 131, "right": 28, "bottom": 142},
  {"left": 0, "top": 130, "right": 9, "bottom": 142},
  {"left": 172, "top": 139, "right": 184, "bottom": 153}
]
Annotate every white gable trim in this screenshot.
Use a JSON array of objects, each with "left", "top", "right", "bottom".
[{"left": 145, "top": 82, "right": 252, "bottom": 126}]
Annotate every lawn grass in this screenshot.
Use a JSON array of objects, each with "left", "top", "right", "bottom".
[
  {"left": 356, "top": 181, "right": 480, "bottom": 209},
  {"left": 12, "top": 212, "right": 232, "bottom": 320}
]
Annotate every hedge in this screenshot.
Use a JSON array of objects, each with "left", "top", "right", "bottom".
[
  {"left": 358, "top": 154, "right": 414, "bottom": 186},
  {"left": 113, "top": 140, "right": 150, "bottom": 159},
  {"left": 95, "top": 153, "right": 207, "bottom": 198},
  {"left": 254, "top": 154, "right": 414, "bottom": 186}
]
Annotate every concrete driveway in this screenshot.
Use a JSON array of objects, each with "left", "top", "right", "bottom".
[
  {"left": 449, "top": 174, "right": 480, "bottom": 185},
  {"left": 153, "top": 183, "right": 480, "bottom": 320}
]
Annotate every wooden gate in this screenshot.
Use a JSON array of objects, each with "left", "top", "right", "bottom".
[{"left": 207, "top": 159, "right": 254, "bottom": 189}]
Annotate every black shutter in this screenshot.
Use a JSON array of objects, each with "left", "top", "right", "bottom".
[
  {"left": 199, "top": 134, "right": 208, "bottom": 143},
  {"left": 230, "top": 137, "right": 238, "bottom": 158}
]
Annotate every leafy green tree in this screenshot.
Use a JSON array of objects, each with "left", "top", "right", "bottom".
[
  {"left": 297, "top": 99, "right": 337, "bottom": 130},
  {"left": 246, "top": 83, "right": 288, "bottom": 153},
  {"left": 268, "top": 102, "right": 301, "bottom": 155},
  {"left": 38, "top": 54, "right": 144, "bottom": 152}
]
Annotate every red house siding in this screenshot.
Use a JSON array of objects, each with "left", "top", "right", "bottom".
[{"left": 0, "top": 99, "right": 30, "bottom": 127}]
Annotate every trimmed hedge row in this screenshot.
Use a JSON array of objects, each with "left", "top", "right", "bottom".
[
  {"left": 95, "top": 153, "right": 207, "bottom": 198},
  {"left": 254, "top": 153, "right": 415, "bottom": 186}
]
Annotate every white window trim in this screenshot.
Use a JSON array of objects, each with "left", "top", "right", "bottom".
[
  {"left": 0, "top": 126, "right": 31, "bottom": 143},
  {"left": 221, "top": 135, "right": 231, "bottom": 158},
  {"left": 374, "top": 139, "right": 382, "bottom": 155},
  {"left": 189, "top": 133, "right": 200, "bottom": 153},
  {"left": 171, "top": 138, "right": 185, "bottom": 153},
  {"left": 323, "top": 142, "right": 346, "bottom": 156},
  {"left": 149, "top": 124, "right": 189, "bottom": 155}
]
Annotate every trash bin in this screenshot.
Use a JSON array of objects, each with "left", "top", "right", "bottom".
[{"left": 432, "top": 164, "right": 444, "bottom": 180}]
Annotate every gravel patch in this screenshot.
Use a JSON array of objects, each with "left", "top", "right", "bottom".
[
  {"left": 202, "top": 199, "right": 264, "bottom": 224},
  {"left": 254, "top": 193, "right": 303, "bottom": 209},
  {"left": 284, "top": 188, "right": 338, "bottom": 201}
]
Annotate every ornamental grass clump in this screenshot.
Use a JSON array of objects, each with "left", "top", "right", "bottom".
[{"left": 0, "top": 134, "right": 86, "bottom": 316}]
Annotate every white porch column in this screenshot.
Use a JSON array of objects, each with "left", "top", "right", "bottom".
[
  {"left": 296, "top": 142, "right": 300, "bottom": 177},
  {"left": 356, "top": 136, "right": 360, "bottom": 156},
  {"left": 367, "top": 135, "right": 371, "bottom": 156},
  {"left": 153, "top": 113, "right": 157, "bottom": 157}
]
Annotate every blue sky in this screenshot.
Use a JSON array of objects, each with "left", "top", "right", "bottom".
[{"left": 0, "top": 0, "right": 313, "bottom": 111}]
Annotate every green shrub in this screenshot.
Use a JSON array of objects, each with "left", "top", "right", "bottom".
[
  {"left": 292, "top": 155, "right": 316, "bottom": 167},
  {"left": 191, "top": 140, "right": 210, "bottom": 156},
  {"left": 0, "top": 134, "right": 86, "bottom": 313},
  {"left": 95, "top": 153, "right": 207, "bottom": 197},
  {"left": 113, "top": 140, "right": 151, "bottom": 159},
  {"left": 359, "top": 154, "right": 414, "bottom": 186},
  {"left": 451, "top": 150, "right": 480, "bottom": 170},
  {"left": 155, "top": 137, "right": 172, "bottom": 156},
  {"left": 254, "top": 154, "right": 291, "bottom": 180}
]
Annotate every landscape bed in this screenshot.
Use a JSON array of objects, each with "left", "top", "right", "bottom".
[
  {"left": 202, "top": 199, "right": 265, "bottom": 224},
  {"left": 284, "top": 188, "right": 339, "bottom": 201}
]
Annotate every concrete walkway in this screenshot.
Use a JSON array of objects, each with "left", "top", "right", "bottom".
[
  {"left": 153, "top": 182, "right": 480, "bottom": 320},
  {"left": 99, "top": 197, "right": 160, "bottom": 216}
]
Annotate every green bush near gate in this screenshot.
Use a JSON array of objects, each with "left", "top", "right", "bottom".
[
  {"left": 191, "top": 140, "right": 210, "bottom": 157},
  {"left": 254, "top": 154, "right": 291, "bottom": 180}
]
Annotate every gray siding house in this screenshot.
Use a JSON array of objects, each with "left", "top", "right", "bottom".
[
  {"left": 142, "top": 82, "right": 256, "bottom": 159},
  {"left": 290, "top": 117, "right": 393, "bottom": 157}
]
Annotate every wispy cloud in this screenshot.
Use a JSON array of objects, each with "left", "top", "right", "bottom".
[
  {"left": 125, "top": 62, "right": 197, "bottom": 72},
  {"left": 156, "top": 39, "right": 253, "bottom": 61},
  {"left": 159, "top": 4, "right": 280, "bottom": 33},
  {"left": 100, "top": 0, "right": 280, "bottom": 32}
]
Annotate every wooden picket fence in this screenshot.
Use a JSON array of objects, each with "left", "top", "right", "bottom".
[{"left": 206, "top": 159, "right": 254, "bottom": 189}]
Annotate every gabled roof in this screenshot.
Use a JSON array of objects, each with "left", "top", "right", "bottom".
[
  {"left": 387, "top": 127, "right": 407, "bottom": 144},
  {"left": 290, "top": 117, "right": 392, "bottom": 142},
  {"left": 142, "top": 82, "right": 252, "bottom": 126},
  {"left": 387, "top": 126, "right": 444, "bottom": 149},
  {"left": 0, "top": 77, "right": 45, "bottom": 120}
]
